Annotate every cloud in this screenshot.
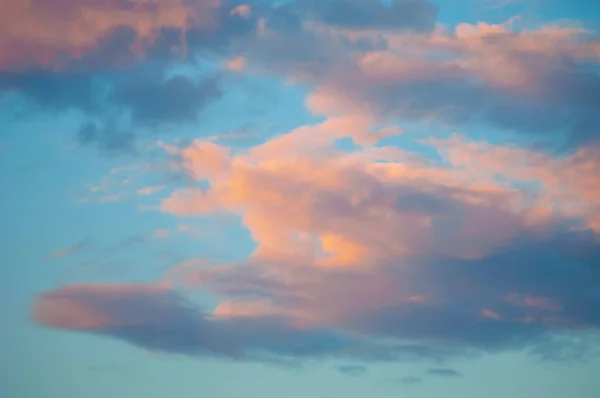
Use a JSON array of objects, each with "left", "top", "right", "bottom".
[
  {"left": 397, "top": 376, "right": 423, "bottom": 385},
  {"left": 4, "top": 2, "right": 600, "bottom": 155},
  {"left": 231, "top": 4, "right": 252, "bottom": 19},
  {"left": 429, "top": 134, "right": 600, "bottom": 230},
  {"left": 427, "top": 368, "right": 462, "bottom": 377},
  {"left": 24, "top": 1, "right": 600, "bottom": 367},
  {"left": 33, "top": 283, "right": 451, "bottom": 363},
  {"left": 270, "top": 0, "right": 438, "bottom": 32},
  {"left": 239, "top": 17, "right": 600, "bottom": 148},
  {"left": 44, "top": 241, "right": 88, "bottom": 260},
  {"left": 225, "top": 56, "right": 246, "bottom": 72},
  {"left": 33, "top": 121, "right": 600, "bottom": 364},
  {"left": 0, "top": 69, "right": 101, "bottom": 112},
  {"left": 0, "top": 0, "right": 253, "bottom": 153},
  {"left": 0, "top": 0, "right": 220, "bottom": 71},
  {"left": 337, "top": 365, "right": 368, "bottom": 376},
  {"left": 77, "top": 121, "right": 137, "bottom": 154},
  {"left": 155, "top": 128, "right": 600, "bottom": 359},
  {"left": 110, "top": 73, "right": 222, "bottom": 126},
  {"left": 137, "top": 186, "right": 166, "bottom": 196}
]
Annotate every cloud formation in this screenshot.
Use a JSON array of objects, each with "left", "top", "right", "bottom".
[
  {"left": 427, "top": 368, "right": 462, "bottom": 377},
  {"left": 24, "top": 0, "right": 600, "bottom": 369},
  {"left": 0, "top": 0, "right": 254, "bottom": 151},
  {"left": 6, "top": 0, "right": 599, "bottom": 151},
  {"left": 0, "top": 0, "right": 219, "bottom": 70},
  {"left": 34, "top": 116, "right": 600, "bottom": 364},
  {"left": 33, "top": 283, "right": 451, "bottom": 363},
  {"left": 239, "top": 17, "right": 600, "bottom": 147},
  {"left": 160, "top": 126, "right": 600, "bottom": 353}
]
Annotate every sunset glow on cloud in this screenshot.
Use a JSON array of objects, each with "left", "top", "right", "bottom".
[{"left": 3, "top": 1, "right": 600, "bottom": 397}]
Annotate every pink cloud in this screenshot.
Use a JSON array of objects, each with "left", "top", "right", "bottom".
[
  {"left": 224, "top": 56, "right": 246, "bottom": 72},
  {"left": 239, "top": 17, "right": 600, "bottom": 146},
  {"left": 20, "top": 4, "right": 600, "bottom": 365},
  {"left": 33, "top": 121, "right": 600, "bottom": 361},
  {"left": 429, "top": 134, "right": 600, "bottom": 231},
  {"left": 137, "top": 185, "right": 165, "bottom": 195},
  {"left": 0, "top": 0, "right": 221, "bottom": 70},
  {"left": 231, "top": 4, "right": 251, "bottom": 19},
  {"left": 33, "top": 283, "right": 172, "bottom": 330},
  {"left": 163, "top": 128, "right": 561, "bottom": 269},
  {"left": 152, "top": 113, "right": 600, "bottom": 351},
  {"left": 481, "top": 309, "right": 501, "bottom": 320},
  {"left": 44, "top": 241, "right": 87, "bottom": 259},
  {"left": 506, "top": 294, "right": 562, "bottom": 311}
]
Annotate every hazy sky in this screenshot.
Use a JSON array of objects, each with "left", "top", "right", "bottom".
[{"left": 3, "top": 0, "right": 600, "bottom": 397}]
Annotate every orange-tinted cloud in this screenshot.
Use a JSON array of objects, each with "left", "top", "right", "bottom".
[
  {"left": 154, "top": 119, "right": 600, "bottom": 355},
  {"left": 429, "top": 134, "right": 600, "bottom": 231},
  {"left": 163, "top": 130, "right": 549, "bottom": 267},
  {"left": 481, "top": 309, "right": 501, "bottom": 320},
  {"left": 506, "top": 294, "right": 562, "bottom": 311}
]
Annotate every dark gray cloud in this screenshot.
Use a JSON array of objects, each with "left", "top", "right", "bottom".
[
  {"left": 77, "top": 121, "right": 136, "bottom": 154},
  {"left": 0, "top": 66, "right": 224, "bottom": 152},
  {"left": 0, "top": 70, "right": 101, "bottom": 112},
  {"left": 111, "top": 74, "right": 222, "bottom": 126}
]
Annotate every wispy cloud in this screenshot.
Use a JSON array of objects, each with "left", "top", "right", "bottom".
[
  {"left": 44, "top": 241, "right": 88, "bottom": 260},
  {"left": 427, "top": 368, "right": 462, "bottom": 377},
  {"left": 337, "top": 365, "right": 368, "bottom": 376}
]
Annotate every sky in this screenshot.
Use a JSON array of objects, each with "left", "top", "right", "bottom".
[{"left": 2, "top": 0, "right": 600, "bottom": 397}]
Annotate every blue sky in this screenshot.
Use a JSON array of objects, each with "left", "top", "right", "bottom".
[{"left": 3, "top": 0, "right": 600, "bottom": 397}]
